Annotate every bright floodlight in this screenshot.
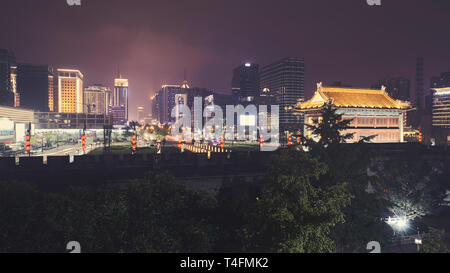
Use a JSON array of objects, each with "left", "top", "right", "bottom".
[
  {"left": 396, "top": 217, "right": 408, "bottom": 229},
  {"left": 387, "top": 216, "right": 409, "bottom": 231},
  {"left": 245, "top": 62, "right": 251, "bottom": 67}
]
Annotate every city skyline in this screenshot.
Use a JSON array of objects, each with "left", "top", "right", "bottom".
[
  {"left": 1, "top": 0, "right": 450, "bottom": 119},
  {"left": 1, "top": 0, "right": 450, "bottom": 256}
]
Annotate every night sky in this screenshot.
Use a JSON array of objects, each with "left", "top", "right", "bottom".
[{"left": 1, "top": 0, "right": 450, "bottom": 119}]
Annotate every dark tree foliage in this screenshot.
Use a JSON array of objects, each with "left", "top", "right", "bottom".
[
  {"left": 422, "top": 228, "right": 449, "bottom": 253},
  {"left": 0, "top": 172, "right": 216, "bottom": 253},
  {"left": 237, "top": 149, "right": 352, "bottom": 253},
  {"left": 301, "top": 101, "right": 392, "bottom": 252},
  {"left": 214, "top": 177, "right": 261, "bottom": 252},
  {"left": 377, "top": 150, "right": 449, "bottom": 221}
]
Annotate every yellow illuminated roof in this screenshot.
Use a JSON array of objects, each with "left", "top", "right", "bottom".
[
  {"left": 57, "top": 68, "right": 84, "bottom": 79},
  {"left": 298, "top": 83, "right": 411, "bottom": 110},
  {"left": 114, "top": 78, "right": 129, "bottom": 87}
]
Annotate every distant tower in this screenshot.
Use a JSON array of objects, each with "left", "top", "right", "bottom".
[
  {"left": 137, "top": 106, "right": 145, "bottom": 123},
  {"left": 0, "top": 49, "right": 16, "bottom": 106},
  {"left": 181, "top": 68, "right": 190, "bottom": 89},
  {"left": 112, "top": 76, "right": 129, "bottom": 125},
  {"left": 232, "top": 62, "right": 260, "bottom": 103},
  {"left": 415, "top": 57, "right": 424, "bottom": 114}
]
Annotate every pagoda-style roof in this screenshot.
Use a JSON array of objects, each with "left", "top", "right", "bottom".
[{"left": 298, "top": 82, "right": 411, "bottom": 110}]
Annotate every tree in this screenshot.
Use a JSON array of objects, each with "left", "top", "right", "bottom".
[
  {"left": 303, "top": 101, "right": 355, "bottom": 149},
  {"left": 214, "top": 177, "right": 261, "bottom": 252},
  {"left": 422, "top": 229, "right": 449, "bottom": 253},
  {"left": 123, "top": 171, "right": 217, "bottom": 253},
  {"left": 378, "top": 150, "right": 449, "bottom": 223},
  {"left": 0, "top": 172, "right": 217, "bottom": 253},
  {"left": 239, "top": 149, "right": 352, "bottom": 253},
  {"left": 301, "top": 101, "right": 391, "bottom": 252}
]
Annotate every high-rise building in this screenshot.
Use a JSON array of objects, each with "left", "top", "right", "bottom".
[
  {"left": 48, "top": 73, "right": 55, "bottom": 112},
  {"left": 0, "top": 49, "right": 16, "bottom": 106},
  {"left": 16, "top": 64, "right": 55, "bottom": 112},
  {"left": 83, "top": 85, "right": 111, "bottom": 114},
  {"left": 112, "top": 77, "right": 129, "bottom": 125},
  {"left": 431, "top": 72, "right": 450, "bottom": 89},
  {"left": 415, "top": 57, "right": 424, "bottom": 114},
  {"left": 57, "top": 69, "right": 84, "bottom": 113},
  {"left": 153, "top": 84, "right": 181, "bottom": 124},
  {"left": 260, "top": 57, "right": 305, "bottom": 130},
  {"left": 137, "top": 106, "right": 145, "bottom": 123},
  {"left": 10, "top": 66, "right": 19, "bottom": 107},
  {"left": 431, "top": 87, "right": 450, "bottom": 128},
  {"left": 371, "top": 77, "right": 411, "bottom": 102},
  {"left": 232, "top": 62, "right": 259, "bottom": 102},
  {"left": 151, "top": 92, "right": 160, "bottom": 123},
  {"left": 151, "top": 82, "right": 213, "bottom": 124}
]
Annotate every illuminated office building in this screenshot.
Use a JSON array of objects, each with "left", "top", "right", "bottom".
[
  {"left": 137, "top": 106, "right": 145, "bottom": 123},
  {"left": 260, "top": 57, "right": 305, "bottom": 130},
  {"left": 57, "top": 69, "right": 84, "bottom": 113},
  {"left": 152, "top": 82, "right": 213, "bottom": 124},
  {"left": 10, "top": 66, "right": 19, "bottom": 107},
  {"left": 431, "top": 87, "right": 450, "bottom": 128},
  {"left": 112, "top": 77, "right": 129, "bottom": 125},
  {"left": 84, "top": 85, "right": 111, "bottom": 114}
]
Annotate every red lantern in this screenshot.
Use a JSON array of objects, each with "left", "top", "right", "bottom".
[
  {"left": 25, "top": 135, "right": 31, "bottom": 153},
  {"left": 132, "top": 133, "right": 137, "bottom": 151}
]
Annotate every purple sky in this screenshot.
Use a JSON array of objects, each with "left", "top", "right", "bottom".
[{"left": 1, "top": 0, "right": 450, "bottom": 119}]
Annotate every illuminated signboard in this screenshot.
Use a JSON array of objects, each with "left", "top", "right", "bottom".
[
  {"left": 240, "top": 115, "right": 256, "bottom": 126},
  {"left": 0, "top": 118, "right": 15, "bottom": 144}
]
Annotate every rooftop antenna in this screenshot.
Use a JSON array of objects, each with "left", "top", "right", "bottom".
[
  {"left": 181, "top": 67, "right": 189, "bottom": 88},
  {"left": 116, "top": 64, "right": 122, "bottom": 79}
]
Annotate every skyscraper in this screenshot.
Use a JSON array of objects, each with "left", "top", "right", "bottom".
[
  {"left": 153, "top": 84, "right": 182, "bottom": 124},
  {"left": 431, "top": 87, "right": 450, "bottom": 129},
  {"left": 151, "top": 92, "right": 160, "bottom": 123},
  {"left": 431, "top": 72, "right": 450, "bottom": 89},
  {"left": 232, "top": 62, "right": 259, "bottom": 102},
  {"left": 137, "top": 106, "right": 145, "bottom": 123},
  {"left": 415, "top": 57, "right": 424, "bottom": 114},
  {"left": 112, "top": 77, "right": 129, "bottom": 125},
  {"left": 16, "top": 64, "right": 55, "bottom": 112},
  {"left": 10, "top": 66, "right": 19, "bottom": 107},
  {"left": 57, "top": 69, "right": 84, "bottom": 113},
  {"left": 84, "top": 85, "right": 112, "bottom": 114},
  {"left": 48, "top": 73, "right": 55, "bottom": 112},
  {"left": 260, "top": 57, "right": 305, "bottom": 130},
  {"left": 0, "top": 49, "right": 16, "bottom": 106},
  {"left": 151, "top": 82, "right": 213, "bottom": 124}
]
